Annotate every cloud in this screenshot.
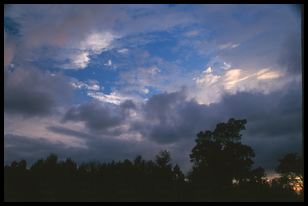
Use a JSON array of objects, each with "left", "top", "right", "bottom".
[
  {"left": 4, "top": 5, "right": 195, "bottom": 70},
  {"left": 4, "top": 131, "right": 166, "bottom": 170},
  {"left": 4, "top": 133, "right": 75, "bottom": 165},
  {"left": 217, "top": 84, "right": 302, "bottom": 138},
  {"left": 172, "top": 5, "right": 301, "bottom": 78},
  {"left": 117, "top": 48, "right": 129, "bottom": 54},
  {"left": 4, "top": 67, "right": 73, "bottom": 117},
  {"left": 139, "top": 82, "right": 301, "bottom": 170},
  {"left": 4, "top": 32, "right": 15, "bottom": 68},
  {"left": 5, "top": 79, "right": 302, "bottom": 172},
  {"left": 117, "top": 5, "right": 196, "bottom": 35},
  {"left": 86, "top": 91, "right": 130, "bottom": 105},
  {"left": 277, "top": 32, "right": 302, "bottom": 75},
  {"left": 104, "top": 59, "right": 112, "bottom": 67},
  {"left": 59, "top": 32, "right": 116, "bottom": 69},
  {"left": 62, "top": 100, "right": 135, "bottom": 133},
  {"left": 219, "top": 42, "right": 240, "bottom": 50},
  {"left": 52, "top": 79, "right": 304, "bottom": 153},
  {"left": 222, "top": 62, "right": 231, "bottom": 70},
  {"left": 131, "top": 89, "right": 220, "bottom": 144},
  {"left": 70, "top": 79, "right": 101, "bottom": 91},
  {"left": 4, "top": 4, "right": 302, "bottom": 174},
  {"left": 46, "top": 125, "right": 96, "bottom": 140},
  {"left": 63, "top": 51, "right": 90, "bottom": 69},
  {"left": 210, "top": 84, "right": 302, "bottom": 169},
  {"left": 80, "top": 32, "right": 116, "bottom": 54},
  {"left": 183, "top": 30, "right": 199, "bottom": 37},
  {"left": 118, "top": 66, "right": 161, "bottom": 95},
  {"left": 191, "top": 66, "right": 291, "bottom": 105},
  {"left": 5, "top": 5, "right": 119, "bottom": 48},
  {"left": 5, "top": 5, "right": 301, "bottom": 74},
  {"left": 204, "top": 66, "right": 212, "bottom": 74},
  {"left": 5, "top": 5, "right": 121, "bottom": 70}
]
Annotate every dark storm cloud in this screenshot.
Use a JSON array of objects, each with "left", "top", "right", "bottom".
[
  {"left": 243, "top": 134, "right": 302, "bottom": 170},
  {"left": 216, "top": 82, "right": 302, "bottom": 138},
  {"left": 61, "top": 80, "right": 301, "bottom": 151},
  {"left": 46, "top": 126, "right": 96, "bottom": 140},
  {"left": 4, "top": 67, "right": 72, "bottom": 118},
  {"left": 132, "top": 90, "right": 222, "bottom": 144},
  {"left": 63, "top": 102, "right": 122, "bottom": 132},
  {"left": 131, "top": 81, "right": 301, "bottom": 170},
  {"left": 4, "top": 80, "right": 302, "bottom": 171},
  {"left": 62, "top": 100, "right": 137, "bottom": 133},
  {"left": 202, "top": 83, "right": 301, "bottom": 169}
]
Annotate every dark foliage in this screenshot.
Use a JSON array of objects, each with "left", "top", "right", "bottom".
[{"left": 4, "top": 119, "right": 303, "bottom": 202}]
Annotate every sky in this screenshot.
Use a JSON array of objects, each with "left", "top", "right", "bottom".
[{"left": 4, "top": 4, "right": 302, "bottom": 174}]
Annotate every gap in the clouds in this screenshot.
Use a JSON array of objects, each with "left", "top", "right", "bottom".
[
  {"left": 65, "top": 67, "right": 117, "bottom": 93},
  {"left": 144, "top": 31, "right": 179, "bottom": 61},
  {"left": 144, "top": 87, "right": 162, "bottom": 99},
  {"left": 70, "top": 89, "right": 93, "bottom": 105}
]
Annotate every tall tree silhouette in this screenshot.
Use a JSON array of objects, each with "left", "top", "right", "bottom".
[
  {"left": 275, "top": 153, "right": 304, "bottom": 196},
  {"left": 189, "top": 119, "right": 256, "bottom": 194}
]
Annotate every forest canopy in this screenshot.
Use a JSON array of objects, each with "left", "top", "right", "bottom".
[{"left": 4, "top": 118, "right": 303, "bottom": 202}]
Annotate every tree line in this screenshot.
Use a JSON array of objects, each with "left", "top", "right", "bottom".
[{"left": 4, "top": 118, "right": 303, "bottom": 201}]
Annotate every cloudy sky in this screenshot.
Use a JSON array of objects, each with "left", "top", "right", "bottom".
[{"left": 4, "top": 4, "right": 302, "bottom": 174}]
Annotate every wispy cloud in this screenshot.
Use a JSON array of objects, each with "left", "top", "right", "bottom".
[
  {"left": 219, "top": 42, "right": 240, "bottom": 50},
  {"left": 87, "top": 91, "right": 129, "bottom": 105},
  {"left": 191, "top": 66, "right": 290, "bottom": 105},
  {"left": 70, "top": 79, "right": 101, "bottom": 91}
]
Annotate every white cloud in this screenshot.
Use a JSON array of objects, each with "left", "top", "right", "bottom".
[
  {"left": 63, "top": 51, "right": 90, "bottom": 69},
  {"left": 70, "top": 79, "right": 101, "bottom": 91},
  {"left": 70, "top": 82, "right": 83, "bottom": 89},
  {"left": 183, "top": 30, "right": 199, "bottom": 37},
  {"left": 142, "top": 88, "right": 149, "bottom": 94},
  {"left": 104, "top": 59, "right": 112, "bottom": 67},
  {"left": 192, "top": 67, "right": 288, "bottom": 105},
  {"left": 195, "top": 73, "right": 220, "bottom": 86},
  {"left": 87, "top": 91, "right": 128, "bottom": 105},
  {"left": 194, "top": 66, "right": 220, "bottom": 86},
  {"left": 257, "top": 68, "right": 283, "bottom": 80},
  {"left": 222, "top": 68, "right": 285, "bottom": 94},
  {"left": 61, "top": 32, "right": 117, "bottom": 69},
  {"left": 219, "top": 42, "right": 240, "bottom": 50},
  {"left": 117, "top": 48, "right": 129, "bottom": 54},
  {"left": 62, "top": 32, "right": 116, "bottom": 69},
  {"left": 86, "top": 80, "right": 101, "bottom": 91},
  {"left": 80, "top": 32, "right": 116, "bottom": 55},
  {"left": 222, "top": 62, "right": 231, "bottom": 70},
  {"left": 223, "top": 69, "right": 251, "bottom": 91},
  {"left": 148, "top": 66, "right": 160, "bottom": 74},
  {"left": 118, "top": 66, "right": 161, "bottom": 95},
  {"left": 203, "top": 66, "right": 212, "bottom": 74}
]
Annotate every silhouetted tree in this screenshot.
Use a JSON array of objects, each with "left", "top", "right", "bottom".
[
  {"left": 155, "top": 150, "right": 172, "bottom": 168},
  {"left": 188, "top": 118, "right": 268, "bottom": 201},
  {"left": 249, "top": 167, "right": 267, "bottom": 184},
  {"left": 4, "top": 120, "right": 303, "bottom": 202},
  {"left": 275, "top": 153, "right": 304, "bottom": 198},
  {"left": 172, "top": 164, "right": 185, "bottom": 182},
  {"left": 276, "top": 153, "right": 303, "bottom": 176},
  {"left": 190, "top": 119, "right": 254, "bottom": 186}
]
